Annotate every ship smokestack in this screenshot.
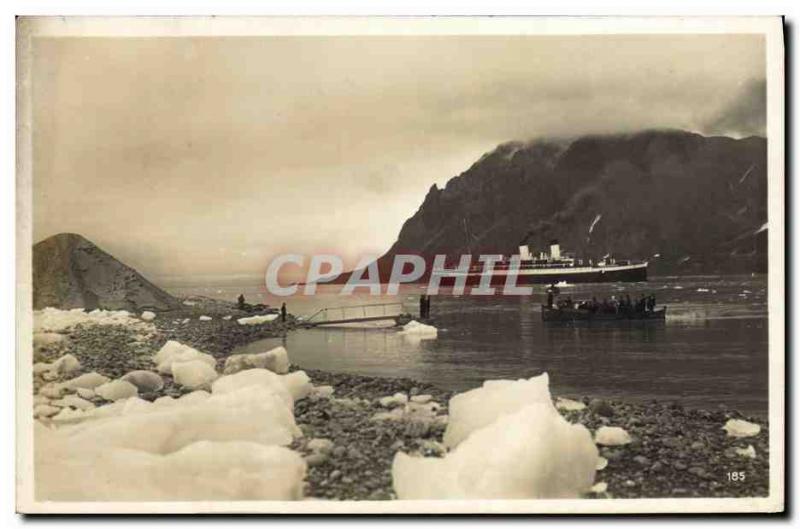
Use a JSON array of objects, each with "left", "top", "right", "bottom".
[
  {"left": 518, "top": 244, "right": 532, "bottom": 261},
  {"left": 549, "top": 239, "right": 561, "bottom": 259}
]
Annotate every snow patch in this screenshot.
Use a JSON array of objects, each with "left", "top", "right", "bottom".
[
  {"left": 588, "top": 214, "right": 602, "bottom": 234},
  {"left": 34, "top": 307, "right": 151, "bottom": 333}
]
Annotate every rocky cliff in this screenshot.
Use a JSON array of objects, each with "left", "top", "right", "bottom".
[
  {"left": 33, "top": 233, "right": 181, "bottom": 311},
  {"left": 379, "top": 129, "right": 767, "bottom": 276}
]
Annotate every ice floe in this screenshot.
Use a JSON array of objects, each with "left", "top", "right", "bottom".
[{"left": 397, "top": 320, "right": 438, "bottom": 341}]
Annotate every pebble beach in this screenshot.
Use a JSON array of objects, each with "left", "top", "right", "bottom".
[{"left": 31, "top": 299, "right": 770, "bottom": 501}]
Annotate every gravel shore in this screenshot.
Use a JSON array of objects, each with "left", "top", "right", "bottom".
[{"left": 34, "top": 303, "right": 770, "bottom": 501}]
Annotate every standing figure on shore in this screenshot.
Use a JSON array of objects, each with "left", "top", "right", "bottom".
[
  {"left": 419, "top": 294, "right": 428, "bottom": 319},
  {"left": 237, "top": 293, "right": 246, "bottom": 310},
  {"left": 281, "top": 302, "right": 287, "bottom": 323},
  {"left": 647, "top": 294, "right": 656, "bottom": 312},
  {"left": 546, "top": 290, "right": 554, "bottom": 308},
  {"left": 426, "top": 295, "right": 432, "bottom": 319}
]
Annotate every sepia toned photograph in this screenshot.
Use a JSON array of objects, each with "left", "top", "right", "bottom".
[{"left": 15, "top": 16, "right": 785, "bottom": 514}]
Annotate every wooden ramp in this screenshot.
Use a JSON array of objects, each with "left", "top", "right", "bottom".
[{"left": 301, "top": 302, "right": 409, "bottom": 328}]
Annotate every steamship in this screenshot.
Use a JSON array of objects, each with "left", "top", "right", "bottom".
[{"left": 439, "top": 240, "right": 648, "bottom": 285}]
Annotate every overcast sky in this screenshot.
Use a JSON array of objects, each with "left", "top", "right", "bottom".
[{"left": 32, "top": 34, "right": 765, "bottom": 281}]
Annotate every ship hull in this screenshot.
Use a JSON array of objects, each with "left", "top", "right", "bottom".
[{"left": 435, "top": 262, "right": 648, "bottom": 286}]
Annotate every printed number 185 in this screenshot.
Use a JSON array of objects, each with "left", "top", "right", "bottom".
[{"left": 727, "top": 471, "right": 746, "bottom": 482}]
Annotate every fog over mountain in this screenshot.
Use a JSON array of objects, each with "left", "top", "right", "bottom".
[{"left": 32, "top": 34, "right": 766, "bottom": 280}]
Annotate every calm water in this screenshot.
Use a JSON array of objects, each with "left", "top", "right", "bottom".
[{"left": 167, "top": 275, "right": 769, "bottom": 416}]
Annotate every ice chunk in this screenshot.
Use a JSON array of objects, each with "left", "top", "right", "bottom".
[
  {"left": 410, "top": 394, "right": 432, "bottom": 404},
  {"left": 735, "top": 445, "right": 757, "bottom": 459},
  {"left": 307, "top": 438, "right": 334, "bottom": 454},
  {"left": 64, "top": 385, "right": 300, "bottom": 455},
  {"left": 379, "top": 392, "right": 409, "bottom": 408},
  {"left": 556, "top": 397, "right": 586, "bottom": 411},
  {"left": 121, "top": 370, "right": 164, "bottom": 393},
  {"left": 76, "top": 388, "right": 95, "bottom": 400},
  {"left": 154, "top": 341, "right": 216, "bottom": 375},
  {"left": 371, "top": 407, "right": 407, "bottom": 422},
  {"left": 95, "top": 380, "right": 139, "bottom": 401},
  {"left": 594, "top": 426, "right": 632, "bottom": 446},
  {"left": 392, "top": 402, "right": 597, "bottom": 499},
  {"left": 61, "top": 372, "right": 110, "bottom": 390},
  {"left": 443, "top": 373, "right": 551, "bottom": 448},
  {"left": 309, "top": 385, "right": 335, "bottom": 400},
  {"left": 723, "top": 419, "right": 761, "bottom": 438},
  {"left": 33, "top": 332, "right": 66, "bottom": 351},
  {"left": 397, "top": 320, "right": 437, "bottom": 341},
  {"left": 596, "top": 456, "right": 608, "bottom": 471},
  {"left": 283, "top": 371, "right": 312, "bottom": 401},
  {"left": 52, "top": 395, "right": 95, "bottom": 411},
  {"left": 237, "top": 314, "right": 279, "bottom": 325},
  {"left": 199, "top": 315, "right": 213, "bottom": 321},
  {"left": 589, "top": 482, "right": 608, "bottom": 494},
  {"left": 51, "top": 354, "right": 81, "bottom": 375},
  {"left": 222, "top": 315, "right": 232, "bottom": 320},
  {"left": 212, "top": 368, "right": 293, "bottom": 408},
  {"left": 33, "top": 362, "right": 53, "bottom": 375},
  {"left": 39, "top": 384, "right": 65, "bottom": 399},
  {"left": 172, "top": 360, "right": 219, "bottom": 390},
  {"left": 222, "top": 346, "right": 290, "bottom": 375},
  {"left": 140, "top": 311, "right": 157, "bottom": 321},
  {"left": 34, "top": 404, "right": 61, "bottom": 418},
  {"left": 35, "top": 433, "right": 306, "bottom": 501},
  {"left": 121, "top": 397, "right": 156, "bottom": 416},
  {"left": 51, "top": 407, "right": 90, "bottom": 423}
]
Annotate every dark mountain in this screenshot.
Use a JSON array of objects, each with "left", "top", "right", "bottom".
[
  {"left": 377, "top": 129, "right": 767, "bottom": 277},
  {"left": 33, "top": 233, "right": 181, "bottom": 311}
]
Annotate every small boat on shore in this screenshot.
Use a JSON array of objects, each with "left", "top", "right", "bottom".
[{"left": 541, "top": 306, "right": 667, "bottom": 323}]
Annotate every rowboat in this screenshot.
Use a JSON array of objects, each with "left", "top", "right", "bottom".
[{"left": 541, "top": 305, "right": 667, "bottom": 323}]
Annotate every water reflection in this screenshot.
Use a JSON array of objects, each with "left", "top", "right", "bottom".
[{"left": 225, "top": 275, "right": 768, "bottom": 416}]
